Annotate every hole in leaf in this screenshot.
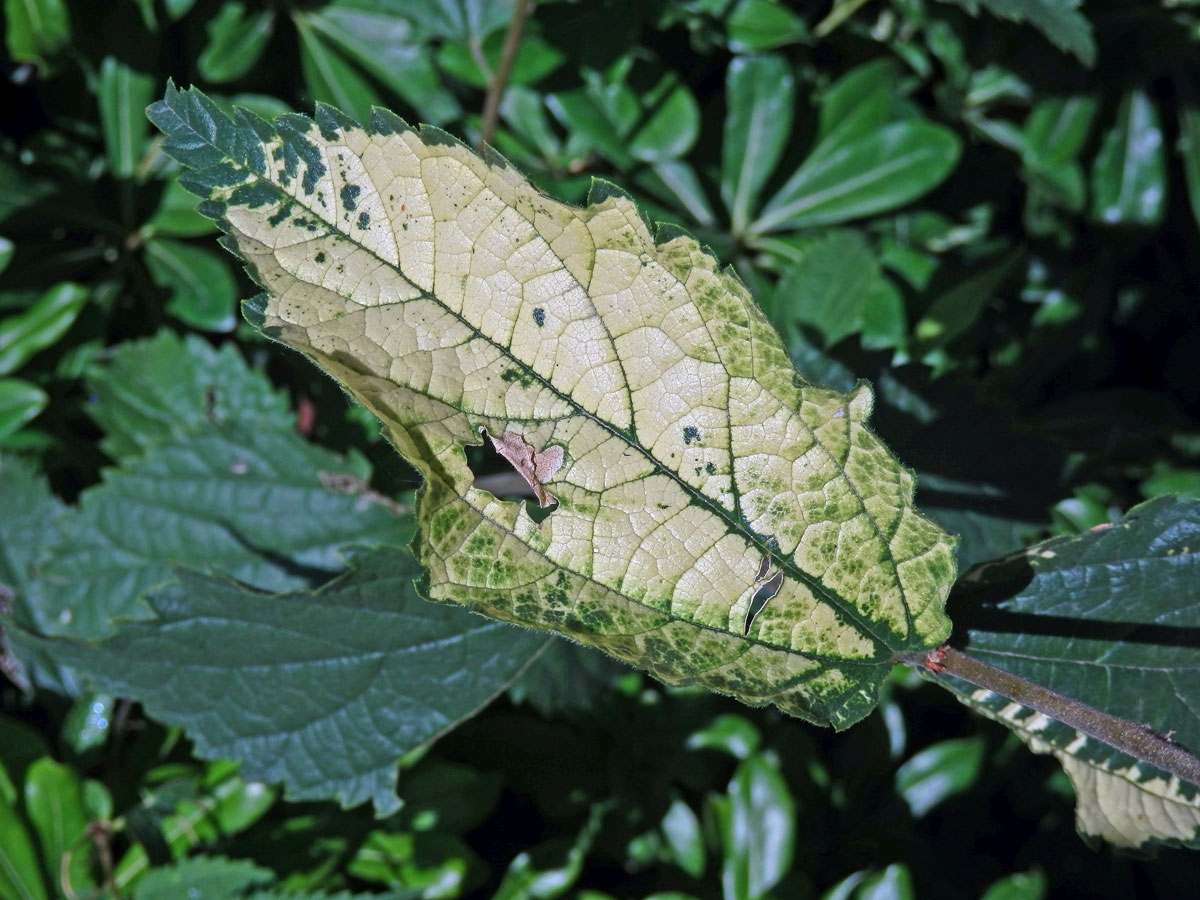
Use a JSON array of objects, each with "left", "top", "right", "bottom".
[
  {"left": 744, "top": 570, "right": 784, "bottom": 635},
  {"left": 467, "top": 428, "right": 560, "bottom": 522}
]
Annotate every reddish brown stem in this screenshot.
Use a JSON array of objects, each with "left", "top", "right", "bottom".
[
  {"left": 900, "top": 645, "right": 1200, "bottom": 787},
  {"left": 478, "top": 0, "right": 532, "bottom": 150}
]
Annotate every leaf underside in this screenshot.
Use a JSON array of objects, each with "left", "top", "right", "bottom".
[{"left": 148, "top": 84, "right": 957, "bottom": 729}]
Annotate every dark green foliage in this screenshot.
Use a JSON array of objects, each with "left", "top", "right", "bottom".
[{"left": 2, "top": 0, "right": 1200, "bottom": 896}]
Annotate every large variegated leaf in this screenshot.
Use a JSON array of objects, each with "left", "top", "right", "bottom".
[{"left": 148, "top": 84, "right": 956, "bottom": 729}]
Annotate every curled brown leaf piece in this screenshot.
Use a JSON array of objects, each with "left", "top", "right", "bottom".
[{"left": 479, "top": 426, "right": 564, "bottom": 508}]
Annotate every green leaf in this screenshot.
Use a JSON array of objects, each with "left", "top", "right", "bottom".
[
  {"left": 894, "top": 736, "right": 985, "bottom": 817},
  {"left": 547, "top": 82, "right": 639, "bottom": 169},
  {"left": 1021, "top": 95, "right": 1097, "bottom": 172},
  {"left": 148, "top": 85, "right": 958, "bottom": 730},
  {"left": 714, "top": 754, "right": 795, "bottom": 900},
  {"left": 912, "top": 249, "right": 1022, "bottom": 352},
  {"left": 9, "top": 551, "right": 546, "bottom": 813},
  {"left": 938, "top": 495, "right": 1200, "bottom": 849},
  {"left": 31, "top": 423, "right": 413, "bottom": 640},
  {"left": 97, "top": 57, "right": 156, "bottom": 179},
  {"left": 815, "top": 60, "right": 910, "bottom": 149},
  {"left": 1090, "top": 90, "right": 1166, "bottom": 226},
  {"left": 0, "top": 379, "right": 48, "bottom": 440},
  {"left": 979, "top": 871, "right": 1046, "bottom": 900},
  {"left": 60, "top": 692, "right": 115, "bottom": 753},
  {"left": 0, "top": 282, "right": 88, "bottom": 376},
  {"left": 436, "top": 31, "right": 565, "bottom": 90},
  {"left": 0, "top": 792, "right": 48, "bottom": 900},
  {"left": 846, "top": 864, "right": 915, "bottom": 900},
  {"left": 0, "top": 238, "right": 13, "bottom": 276},
  {"left": 1179, "top": 101, "right": 1200, "bottom": 236},
  {"left": 507, "top": 638, "right": 625, "bottom": 716},
  {"left": 634, "top": 161, "right": 718, "bottom": 228},
  {"left": 23, "top": 759, "right": 94, "bottom": 894},
  {"left": 661, "top": 798, "right": 706, "bottom": 878},
  {"left": 84, "top": 331, "right": 294, "bottom": 460},
  {"left": 0, "top": 456, "right": 66, "bottom": 629},
  {"left": 399, "top": 0, "right": 513, "bottom": 43},
  {"left": 686, "top": 714, "right": 761, "bottom": 760},
  {"left": 722, "top": 54, "right": 795, "bottom": 235},
  {"left": 348, "top": 831, "right": 483, "bottom": 894},
  {"left": 143, "top": 238, "right": 237, "bottom": 331},
  {"left": 145, "top": 177, "right": 219, "bottom": 237},
  {"left": 774, "top": 230, "right": 883, "bottom": 347},
  {"left": 3, "top": 0, "right": 70, "bottom": 68},
  {"left": 132, "top": 856, "right": 272, "bottom": 900},
  {"left": 306, "top": 5, "right": 461, "bottom": 125},
  {"left": 629, "top": 73, "right": 701, "bottom": 164},
  {"left": 197, "top": 2, "right": 275, "bottom": 83},
  {"left": 490, "top": 804, "right": 605, "bottom": 900},
  {"left": 294, "top": 14, "right": 384, "bottom": 127},
  {"left": 935, "top": 0, "right": 1095, "bottom": 66},
  {"left": 726, "top": 0, "right": 808, "bottom": 53},
  {"left": 955, "top": 495, "right": 1200, "bottom": 754},
  {"left": 753, "top": 121, "right": 961, "bottom": 233}
]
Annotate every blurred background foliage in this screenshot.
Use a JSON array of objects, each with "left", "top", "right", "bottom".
[{"left": 2, "top": 0, "right": 1200, "bottom": 897}]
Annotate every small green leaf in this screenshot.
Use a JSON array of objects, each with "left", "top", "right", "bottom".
[
  {"left": 1178, "top": 101, "right": 1200, "bottom": 235},
  {"left": 294, "top": 14, "right": 383, "bottom": 126},
  {"left": 436, "top": 31, "right": 565, "bottom": 90},
  {"left": 726, "top": 0, "right": 808, "bottom": 52},
  {"left": 3, "top": 0, "right": 70, "bottom": 69},
  {"left": 815, "top": 60, "right": 909, "bottom": 148},
  {"left": 714, "top": 754, "right": 795, "bottom": 900},
  {"left": 132, "top": 856, "right": 272, "bottom": 900},
  {"left": 722, "top": 54, "right": 795, "bottom": 234},
  {"left": 894, "top": 736, "right": 985, "bottom": 817},
  {"left": 61, "top": 693, "right": 114, "bottom": 753},
  {"left": 24, "top": 759, "right": 94, "bottom": 894},
  {"left": 1090, "top": 90, "right": 1166, "bottom": 226},
  {"left": 10, "top": 550, "right": 546, "bottom": 814},
  {"left": 754, "top": 121, "right": 961, "bottom": 233},
  {"left": 97, "top": 57, "right": 156, "bottom": 178},
  {"left": 306, "top": 5, "right": 460, "bottom": 125},
  {"left": 0, "top": 379, "right": 48, "bottom": 439},
  {"left": 629, "top": 73, "right": 701, "bottom": 163},
  {"left": 935, "top": 0, "right": 1095, "bottom": 67},
  {"left": 547, "top": 83, "right": 639, "bottom": 169},
  {"left": 0, "top": 792, "right": 48, "bottom": 900},
  {"left": 913, "top": 249, "right": 1022, "bottom": 352},
  {"left": 686, "top": 715, "right": 761, "bottom": 760},
  {"left": 143, "top": 239, "right": 237, "bottom": 331},
  {"left": 0, "top": 716, "right": 52, "bottom": 803},
  {"left": 1022, "top": 95, "right": 1097, "bottom": 171},
  {"left": 197, "top": 2, "right": 275, "bottom": 83},
  {"left": 849, "top": 863, "right": 916, "bottom": 900},
  {"left": 348, "top": 831, "right": 483, "bottom": 894},
  {"left": 661, "top": 798, "right": 706, "bottom": 878},
  {"left": 145, "top": 177, "right": 219, "bottom": 237},
  {"left": 490, "top": 805, "right": 605, "bottom": 900},
  {"left": 774, "top": 230, "right": 881, "bottom": 347},
  {"left": 636, "top": 160, "right": 718, "bottom": 228},
  {"left": 979, "top": 870, "right": 1046, "bottom": 900},
  {"left": 0, "top": 237, "right": 14, "bottom": 275},
  {"left": 0, "top": 282, "right": 88, "bottom": 376}
]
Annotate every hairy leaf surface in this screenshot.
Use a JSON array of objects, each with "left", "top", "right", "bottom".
[{"left": 149, "top": 85, "right": 957, "bottom": 728}]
